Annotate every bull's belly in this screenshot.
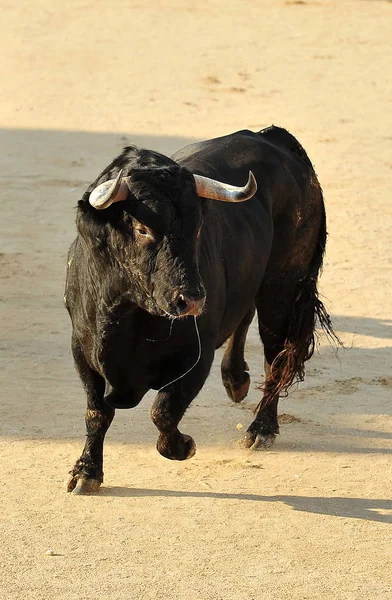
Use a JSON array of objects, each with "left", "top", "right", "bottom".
[
  {"left": 215, "top": 310, "right": 254, "bottom": 349},
  {"left": 209, "top": 279, "right": 263, "bottom": 350}
]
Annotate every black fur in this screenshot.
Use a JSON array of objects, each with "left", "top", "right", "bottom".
[{"left": 65, "top": 126, "right": 337, "bottom": 491}]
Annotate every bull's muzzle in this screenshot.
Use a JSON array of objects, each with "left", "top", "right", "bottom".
[{"left": 174, "top": 292, "right": 206, "bottom": 317}]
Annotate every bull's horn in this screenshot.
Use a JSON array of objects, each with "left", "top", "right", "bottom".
[
  {"left": 89, "top": 169, "right": 129, "bottom": 209},
  {"left": 193, "top": 171, "right": 257, "bottom": 202}
]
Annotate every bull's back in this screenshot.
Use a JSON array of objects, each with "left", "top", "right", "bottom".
[{"left": 173, "top": 126, "right": 321, "bottom": 341}]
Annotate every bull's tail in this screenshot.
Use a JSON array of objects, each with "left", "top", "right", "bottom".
[{"left": 258, "top": 204, "right": 341, "bottom": 408}]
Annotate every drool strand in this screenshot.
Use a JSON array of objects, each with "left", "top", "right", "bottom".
[
  {"left": 144, "top": 318, "right": 174, "bottom": 342},
  {"left": 158, "top": 315, "right": 202, "bottom": 392}
]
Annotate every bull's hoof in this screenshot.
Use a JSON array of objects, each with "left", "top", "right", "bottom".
[
  {"left": 239, "top": 431, "right": 276, "bottom": 451},
  {"left": 65, "top": 474, "right": 102, "bottom": 494},
  {"left": 223, "top": 371, "right": 250, "bottom": 403},
  {"left": 157, "top": 433, "right": 196, "bottom": 461}
]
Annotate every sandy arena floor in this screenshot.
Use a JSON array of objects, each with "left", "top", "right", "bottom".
[{"left": 1, "top": 1, "right": 391, "bottom": 598}]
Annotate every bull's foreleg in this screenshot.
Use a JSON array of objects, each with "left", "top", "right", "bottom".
[
  {"left": 66, "top": 339, "right": 114, "bottom": 493},
  {"left": 221, "top": 308, "right": 255, "bottom": 403},
  {"left": 151, "top": 353, "right": 213, "bottom": 460}
]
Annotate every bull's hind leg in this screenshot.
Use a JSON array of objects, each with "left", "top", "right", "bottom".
[
  {"left": 221, "top": 308, "right": 255, "bottom": 403},
  {"left": 242, "top": 331, "right": 284, "bottom": 450},
  {"left": 243, "top": 271, "right": 322, "bottom": 450},
  {"left": 66, "top": 336, "right": 114, "bottom": 493}
]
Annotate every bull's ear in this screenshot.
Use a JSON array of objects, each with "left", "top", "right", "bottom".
[
  {"left": 194, "top": 171, "right": 257, "bottom": 203},
  {"left": 89, "top": 169, "right": 130, "bottom": 210}
]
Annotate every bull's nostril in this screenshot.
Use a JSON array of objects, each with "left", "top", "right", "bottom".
[
  {"left": 174, "top": 291, "right": 206, "bottom": 316},
  {"left": 177, "top": 294, "right": 189, "bottom": 314}
]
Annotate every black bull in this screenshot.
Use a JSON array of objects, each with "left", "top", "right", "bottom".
[{"left": 65, "top": 126, "right": 336, "bottom": 493}]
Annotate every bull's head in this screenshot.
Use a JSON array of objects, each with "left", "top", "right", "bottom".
[{"left": 84, "top": 152, "right": 257, "bottom": 319}]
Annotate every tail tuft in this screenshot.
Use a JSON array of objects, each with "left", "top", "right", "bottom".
[
  {"left": 255, "top": 209, "right": 342, "bottom": 412},
  {"left": 255, "top": 280, "right": 341, "bottom": 413},
  {"left": 270, "top": 278, "right": 341, "bottom": 398}
]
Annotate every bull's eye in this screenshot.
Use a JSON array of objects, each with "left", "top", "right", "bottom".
[{"left": 134, "top": 224, "right": 154, "bottom": 240}]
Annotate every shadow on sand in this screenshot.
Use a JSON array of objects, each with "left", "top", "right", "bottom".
[
  {"left": 99, "top": 487, "right": 392, "bottom": 523},
  {"left": 332, "top": 314, "right": 392, "bottom": 341}
]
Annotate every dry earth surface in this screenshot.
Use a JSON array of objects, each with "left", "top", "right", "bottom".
[{"left": 1, "top": 1, "right": 391, "bottom": 599}]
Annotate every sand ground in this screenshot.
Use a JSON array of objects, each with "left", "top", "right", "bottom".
[{"left": 0, "top": 1, "right": 391, "bottom": 599}]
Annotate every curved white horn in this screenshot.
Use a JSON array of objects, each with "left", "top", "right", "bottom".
[
  {"left": 193, "top": 171, "right": 257, "bottom": 202},
  {"left": 89, "top": 169, "right": 129, "bottom": 209}
]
